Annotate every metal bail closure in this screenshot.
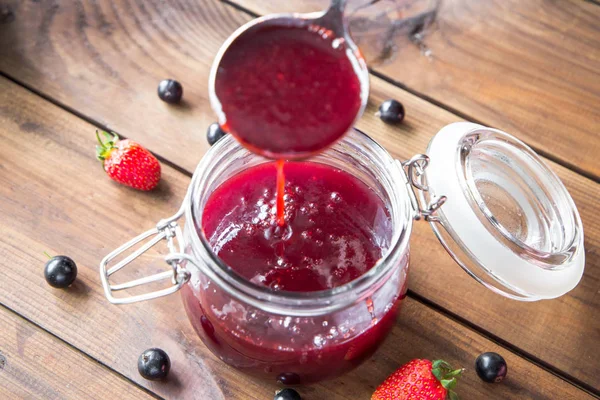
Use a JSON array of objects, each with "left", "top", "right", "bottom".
[
  {"left": 401, "top": 154, "right": 447, "bottom": 222},
  {"left": 99, "top": 207, "right": 191, "bottom": 305}
]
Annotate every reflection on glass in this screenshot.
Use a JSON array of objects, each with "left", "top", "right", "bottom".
[{"left": 346, "top": 0, "right": 442, "bottom": 64}]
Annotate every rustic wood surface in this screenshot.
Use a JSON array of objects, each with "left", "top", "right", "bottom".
[
  {"left": 0, "top": 305, "right": 155, "bottom": 400},
  {"left": 0, "top": 0, "right": 599, "bottom": 399},
  {"left": 228, "top": 0, "right": 600, "bottom": 181},
  {"left": 2, "top": 75, "right": 596, "bottom": 399}
]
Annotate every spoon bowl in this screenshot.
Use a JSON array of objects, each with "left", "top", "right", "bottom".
[{"left": 208, "top": 0, "right": 369, "bottom": 159}]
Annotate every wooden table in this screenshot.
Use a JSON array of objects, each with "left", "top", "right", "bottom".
[{"left": 0, "top": 1, "right": 599, "bottom": 399}]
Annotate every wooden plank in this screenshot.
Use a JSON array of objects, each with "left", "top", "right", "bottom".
[
  {"left": 0, "top": 0, "right": 599, "bottom": 390},
  {"left": 0, "top": 306, "right": 154, "bottom": 400},
  {"left": 222, "top": 0, "right": 600, "bottom": 180},
  {"left": 0, "top": 77, "right": 595, "bottom": 399},
  {"left": 0, "top": 0, "right": 250, "bottom": 172}
]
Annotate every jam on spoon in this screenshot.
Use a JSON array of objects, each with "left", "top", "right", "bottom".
[{"left": 213, "top": 23, "right": 363, "bottom": 159}]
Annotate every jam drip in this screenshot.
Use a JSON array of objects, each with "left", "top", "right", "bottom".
[{"left": 276, "top": 159, "right": 286, "bottom": 227}]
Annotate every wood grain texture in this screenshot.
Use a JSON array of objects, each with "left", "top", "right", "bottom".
[
  {"left": 0, "top": 306, "right": 154, "bottom": 400},
  {"left": 0, "top": 0, "right": 599, "bottom": 391},
  {"left": 0, "top": 0, "right": 251, "bottom": 172},
  {"left": 0, "top": 76, "right": 595, "bottom": 399},
  {"left": 225, "top": 0, "right": 600, "bottom": 180}
]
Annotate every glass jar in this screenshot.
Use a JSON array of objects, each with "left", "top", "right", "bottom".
[
  {"left": 181, "top": 129, "right": 411, "bottom": 383},
  {"left": 100, "top": 123, "right": 585, "bottom": 384}
]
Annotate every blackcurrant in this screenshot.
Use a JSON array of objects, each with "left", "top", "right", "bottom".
[
  {"left": 207, "top": 123, "right": 227, "bottom": 146},
  {"left": 158, "top": 79, "right": 183, "bottom": 104},
  {"left": 276, "top": 372, "right": 301, "bottom": 385},
  {"left": 378, "top": 99, "right": 405, "bottom": 124},
  {"left": 274, "top": 388, "right": 301, "bottom": 400},
  {"left": 475, "top": 352, "right": 507, "bottom": 383},
  {"left": 138, "top": 348, "right": 171, "bottom": 381},
  {"left": 44, "top": 256, "right": 77, "bottom": 288}
]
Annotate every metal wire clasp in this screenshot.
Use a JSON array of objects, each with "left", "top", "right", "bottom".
[
  {"left": 99, "top": 207, "right": 191, "bottom": 305},
  {"left": 401, "top": 154, "right": 447, "bottom": 222}
]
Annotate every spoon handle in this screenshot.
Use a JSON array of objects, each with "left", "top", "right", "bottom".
[
  {"left": 319, "top": 0, "right": 348, "bottom": 37},
  {"left": 329, "top": 0, "right": 347, "bottom": 13}
]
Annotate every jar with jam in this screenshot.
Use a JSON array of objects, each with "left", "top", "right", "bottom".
[{"left": 100, "top": 123, "right": 584, "bottom": 384}]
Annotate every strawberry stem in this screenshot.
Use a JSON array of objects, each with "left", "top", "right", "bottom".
[
  {"left": 95, "top": 130, "right": 119, "bottom": 161},
  {"left": 441, "top": 378, "right": 458, "bottom": 390},
  {"left": 448, "top": 391, "right": 459, "bottom": 400},
  {"left": 431, "top": 359, "right": 463, "bottom": 400},
  {"left": 95, "top": 130, "right": 104, "bottom": 147}
]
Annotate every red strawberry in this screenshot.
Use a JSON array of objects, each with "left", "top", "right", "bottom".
[
  {"left": 372, "top": 359, "right": 462, "bottom": 400},
  {"left": 96, "top": 131, "right": 161, "bottom": 191}
]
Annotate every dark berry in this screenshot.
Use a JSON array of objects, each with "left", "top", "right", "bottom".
[
  {"left": 378, "top": 99, "right": 405, "bottom": 124},
  {"left": 157, "top": 79, "right": 183, "bottom": 104},
  {"left": 44, "top": 256, "right": 77, "bottom": 288},
  {"left": 138, "top": 348, "right": 171, "bottom": 381},
  {"left": 276, "top": 372, "right": 301, "bottom": 385},
  {"left": 207, "top": 123, "right": 227, "bottom": 146},
  {"left": 475, "top": 352, "right": 507, "bottom": 383},
  {"left": 274, "top": 388, "right": 301, "bottom": 400}
]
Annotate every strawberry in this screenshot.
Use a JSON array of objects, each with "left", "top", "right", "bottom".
[
  {"left": 372, "top": 359, "right": 462, "bottom": 400},
  {"left": 95, "top": 131, "right": 161, "bottom": 191}
]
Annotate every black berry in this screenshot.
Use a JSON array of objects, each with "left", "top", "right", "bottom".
[
  {"left": 378, "top": 99, "right": 405, "bottom": 124},
  {"left": 44, "top": 256, "right": 77, "bottom": 288},
  {"left": 276, "top": 372, "right": 301, "bottom": 385},
  {"left": 158, "top": 79, "right": 183, "bottom": 104},
  {"left": 207, "top": 123, "right": 227, "bottom": 146},
  {"left": 275, "top": 388, "right": 301, "bottom": 400},
  {"left": 475, "top": 352, "right": 507, "bottom": 383},
  {"left": 138, "top": 348, "right": 171, "bottom": 381}
]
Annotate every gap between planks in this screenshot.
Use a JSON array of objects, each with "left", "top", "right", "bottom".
[{"left": 0, "top": 302, "right": 166, "bottom": 400}]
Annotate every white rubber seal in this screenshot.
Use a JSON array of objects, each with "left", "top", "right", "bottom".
[{"left": 425, "top": 122, "right": 585, "bottom": 299}]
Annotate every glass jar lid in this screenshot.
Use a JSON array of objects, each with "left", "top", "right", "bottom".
[{"left": 420, "top": 122, "right": 585, "bottom": 301}]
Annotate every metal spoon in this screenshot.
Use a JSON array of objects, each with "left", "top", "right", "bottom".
[{"left": 208, "top": 0, "right": 369, "bottom": 159}]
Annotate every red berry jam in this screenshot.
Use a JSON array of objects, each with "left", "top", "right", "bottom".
[
  {"left": 182, "top": 162, "right": 407, "bottom": 383},
  {"left": 214, "top": 24, "right": 363, "bottom": 158}
]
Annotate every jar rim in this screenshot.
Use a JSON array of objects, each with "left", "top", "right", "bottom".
[{"left": 185, "top": 129, "right": 413, "bottom": 316}]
